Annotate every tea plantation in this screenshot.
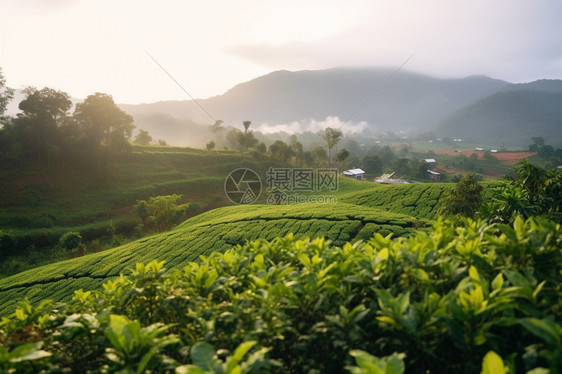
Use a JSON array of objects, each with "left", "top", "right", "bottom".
[
  {"left": 1, "top": 217, "right": 560, "bottom": 373},
  {"left": 340, "top": 183, "right": 453, "bottom": 219},
  {"left": 0, "top": 203, "right": 421, "bottom": 316}
]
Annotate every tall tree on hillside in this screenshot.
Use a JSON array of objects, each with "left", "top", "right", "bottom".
[
  {"left": 311, "top": 146, "right": 328, "bottom": 167},
  {"left": 335, "top": 148, "right": 350, "bottom": 170},
  {"left": 210, "top": 120, "right": 225, "bottom": 147},
  {"left": 226, "top": 121, "right": 258, "bottom": 151},
  {"left": 243, "top": 120, "right": 251, "bottom": 134},
  {"left": 13, "top": 87, "right": 72, "bottom": 166},
  {"left": 269, "top": 140, "right": 294, "bottom": 163},
  {"left": 290, "top": 135, "right": 305, "bottom": 166},
  {"left": 74, "top": 93, "right": 134, "bottom": 151},
  {"left": 321, "top": 127, "right": 342, "bottom": 167},
  {"left": 362, "top": 155, "right": 383, "bottom": 176},
  {"left": 0, "top": 68, "right": 14, "bottom": 160},
  {"left": 134, "top": 129, "right": 152, "bottom": 145},
  {"left": 392, "top": 158, "right": 411, "bottom": 178},
  {"left": 0, "top": 67, "right": 14, "bottom": 120}
]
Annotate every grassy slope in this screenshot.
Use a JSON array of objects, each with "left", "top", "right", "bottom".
[
  {"left": 0, "top": 146, "right": 275, "bottom": 230},
  {"left": 0, "top": 203, "right": 421, "bottom": 315},
  {"left": 339, "top": 182, "right": 452, "bottom": 219},
  {"left": 0, "top": 146, "right": 280, "bottom": 272}
]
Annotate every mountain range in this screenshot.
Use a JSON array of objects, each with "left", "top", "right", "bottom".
[
  {"left": 6, "top": 68, "right": 562, "bottom": 147},
  {"left": 120, "top": 68, "right": 509, "bottom": 141},
  {"left": 120, "top": 68, "right": 562, "bottom": 147},
  {"left": 437, "top": 84, "right": 562, "bottom": 146}
]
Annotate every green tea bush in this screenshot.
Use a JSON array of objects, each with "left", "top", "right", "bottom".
[
  {"left": 341, "top": 184, "right": 452, "bottom": 219},
  {"left": 59, "top": 232, "right": 82, "bottom": 250},
  {"left": 0, "top": 204, "right": 419, "bottom": 316},
  {"left": 1, "top": 217, "right": 560, "bottom": 373}
]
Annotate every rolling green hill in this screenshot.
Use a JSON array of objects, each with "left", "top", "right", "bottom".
[
  {"left": 340, "top": 183, "right": 452, "bottom": 219},
  {"left": 0, "top": 203, "right": 423, "bottom": 316},
  {"left": 0, "top": 145, "right": 279, "bottom": 271},
  {"left": 435, "top": 90, "right": 562, "bottom": 147}
]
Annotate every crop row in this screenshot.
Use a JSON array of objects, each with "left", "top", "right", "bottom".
[
  {"left": 340, "top": 183, "right": 452, "bottom": 219},
  {"left": 0, "top": 203, "right": 418, "bottom": 315},
  {"left": 1, "top": 216, "right": 560, "bottom": 372}
]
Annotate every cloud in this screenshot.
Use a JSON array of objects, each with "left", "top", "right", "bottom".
[
  {"left": 226, "top": 0, "right": 562, "bottom": 83},
  {"left": 255, "top": 116, "right": 370, "bottom": 135}
]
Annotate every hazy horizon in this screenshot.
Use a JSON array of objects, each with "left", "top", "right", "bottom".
[{"left": 2, "top": 0, "right": 562, "bottom": 104}]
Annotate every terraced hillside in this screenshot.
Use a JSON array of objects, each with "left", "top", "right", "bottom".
[
  {"left": 340, "top": 183, "right": 453, "bottom": 219},
  {"left": 0, "top": 145, "right": 278, "bottom": 258},
  {"left": 0, "top": 203, "right": 422, "bottom": 316}
]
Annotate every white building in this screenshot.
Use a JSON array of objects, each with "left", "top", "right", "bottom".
[{"left": 343, "top": 168, "right": 366, "bottom": 180}]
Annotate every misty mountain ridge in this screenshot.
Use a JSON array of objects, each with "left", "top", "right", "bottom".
[
  {"left": 120, "top": 68, "right": 509, "bottom": 141},
  {"left": 6, "top": 67, "right": 562, "bottom": 147},
  {"left": 436, "top": 89, "right": 562, "bottom": 147},
  {"left": 502, "top": 79, "right": 562, "bottom": 93}
]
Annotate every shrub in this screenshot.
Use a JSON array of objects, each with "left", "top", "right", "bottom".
[
  {"left": 59, "top": 232, "right": 82, "bottom": 250},
  {"left": 1, "top": 217, "right": 560, "bottom": 373}
]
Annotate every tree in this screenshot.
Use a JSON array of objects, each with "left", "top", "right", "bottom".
[
  {"left": 392, "top": 158, "right": 411, "bottom": 178},
  {"left": 289, "top": 135, "right": 305, "bottom": 167},
  {"left": 210, "top": 120, "right": 225, "bottom": 147},
  {"left": 206, "top": 140, "right": 215, "bottom": 151},
  {"left": 134, "top": 129, "right": 152, "bottom": 145},
  {"left": 243, "top": 120, "right": 251, "bottom": 134},
  {"left": 0, "top": 67, "right": 14, "bottom": 119},
  {"left": 538, "top": 145, "right": 554, "bottom": 159},
  {"left": 321, "top": 127, "right": 343, "bottom": 167},
  {"left": 19, "top": 87, "right": 72, "bottom": 122},
  {"left": 210, "top": 120, "right": 224, "bottom": 134},
  {"left": 74, "top": 93, "right": 135, "bottom": 151},
  {"left": 269, "top": 140, "right": 294, "bottom": 163},
  {"left": 378, "top": 145, "right": 396, "bottom": 167},
  {"left": 362, "top": 155, "right": 383, "bottom": 176},
  {"left": 415, "top": 161, "right": 429, "bottom": 179},
  {"left": 515, "top": 159, "right": 547, "bottom": 199},
  {"left": 257, "top": 142, "right": 267, "bottom": 153},
  {"left": 311, "top": 146, "right": 328, "bottom": 167},
  {"left": 482, "top": 161, "right": 562, "bottom": 224},
  {"left": 59, "top": 232, "right": 82, "bottom": 250},
  {"left": 335, "top": 148, "right": 350, "bottom": 169},
  {"left": 133, "top": 200, "right": 150, "bottom": 226},
  {"left": 440, "top": 174, "right": 483, "bottom": 219},
  {"left": 134, "top": 195, "right": 189, "bottom": 231},
  {"left": 12, "top": 87, "right": 72, "bottom": 166},
  {"left": 226, "top": 128, "right": 258, "bottom": 151}
]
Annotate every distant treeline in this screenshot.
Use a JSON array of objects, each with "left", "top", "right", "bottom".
[{"left": 0, "top": 84, "right": 135, "bottom": 170}]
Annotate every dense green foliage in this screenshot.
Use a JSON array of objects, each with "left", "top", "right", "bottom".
[
  {"left": 0, "top": 146, "right": 276, "bottom": 275},
  {"left": 481, "top": 160, "right": 562, "bottom": 224},
  {"left": 1, "top": 88, "right": 134, "bottom": 170},
  {"left": 1, "top": 217, "right": 561, "bottom": 372},
  {"left": 440, "top": 174, "right": 483, "bottom": 219},
  {"left": 0, "top": 204, "right": 419, "bottom": 316},
  {"left": 134, "top": 194, "right": 190, "bottom": 232}
]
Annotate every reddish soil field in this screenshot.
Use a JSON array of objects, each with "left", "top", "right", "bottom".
[{"left": 433, "top": 150, "right": 536, "bottom": 166}]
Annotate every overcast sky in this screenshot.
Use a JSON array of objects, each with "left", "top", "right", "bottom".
[{"left": 1, "top": 0, "right": 561, "bottom": 104}]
